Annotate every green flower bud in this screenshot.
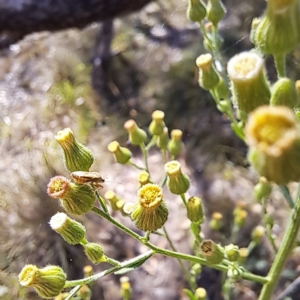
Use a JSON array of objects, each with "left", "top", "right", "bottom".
[
  {"left": 55, "top": 128, "right": 94, "bottom": 172},
  {"left": 104, "top": 190, "right": 120, "bottom": 211},
  {"left": 195, "top": 287, "right": 207, "bottom": 300},
  {"left": 120, "top": 277, "right": 132, "bottom": 300},
  {"left": 47, "top": 176, "right": 95, "bottom": 215},
  {"left": 132, "top": 183, "right": 168, "bottom": 232},
  {"left": 149, "top": 110, "right": 165, "bottom": 136},
  {"left": 123, "top": 202, "right": 135, "bottom": 215},
  {"left": 206, "top": 0, "right": 226, "bottom": 27},
  {"left": 157, "top": 127, "right": 170, "bottom": 150},
  {"left": 262, "top": 214, "right": 274, "bottom": 229},
  {"left": 138, "top": 171, "right": 151, "bottom": 186},
  {"left": 123, "top": 202, "right": 134, "bottom": 216},
  {"left": 196, "top": 54, "right": 220, "bottom": 90},
  {"left": 19, "top": 265, "right": 66, "bottom": 299},
  {"left": 270, "top": 78, "right": 298, "bottom": 108},
  {"left": 227, "top": 52, "right": 271, "bottom": 113},
  {"left": 246, "top": 106, "right": 300, "bottom": 184},
  {"left": 83, "top": 265, "right": 93, "bottom": 277},
  {"left": 77, "top": 285, "right": 92, "bottom": 299},
  {"left": 165, "top": 161, "right": 190, "bottom": 195},
  {"left": 187, "top": 0, "right": 207, "bottom": 23},
  {"left": 49, "top": 212, "right": 86, "bottom": 245},
  {"left": 234, "top": 209, "right": 248, "bottom": 227},
  {"left": 200, "top": 240, "right": 225, "bottom": 265},
  {"left": 251, "top": 225, "right": 265, "bottom": 245},
  {"left": 187, "top": 196, "right": 205, "bottom": 224},
  {"left": 253, "top": 177, "right": 272, "bottom": 201},
  {"left": 254, "top": 0, "right": 299, "bottom": 55},
  {"left": 250, "top": 18, "right": 261, "bottom": 45},
  {"left": 167, "top": 129, "right": 184, "bottom": 157},
  {"left": 225, "top": 244, "right": 240, "bottom": 262},
  {"left": 107, "top": 141, "right": 132, "bottom": 164},
  {"left": 124, "top": 120, "right": 147, "bottom": 146},
  {"left": 83, "top": 243, "right": 105, "bottom": 265},
  {"left": 238, "top": 248, "right": 248, "bottom": 264},
  {"left": 209, "top": 212, "right": 223, "bottom": 231},
  {"left": 191, "top": 263, "right": 202, "bottom": 277}
]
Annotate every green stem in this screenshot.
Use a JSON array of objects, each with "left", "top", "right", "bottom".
[
  {"left": 258, "top": 195, "right": 300, "bottom": 300},
  {"left": 145, "top": 136, "right": 157, "bottom": 151},
  {"left": 274, "top": 54, "right": 286, "bottom": 78},
  {"left": 104, "top": 256, "right": 121, "bottom": 266},
  {"left": 127, "top": 161, "right": 146, "bottom": 171},
  {"left": 140, "top": 143, "right": 149, "bottom": 173},
  {"left": 64, "top": 250, "right": 154, "bottom": 288},
  {"left": 95, "top": 191, "right": 109, "bottom": 214},
  {"left": 91, "top": 206, "right": 268, "bottom": 285},
  {"left": 279, "top": 185, "right": 294, "bottom": 208},
  {"left": 180, "top": 194, "right": 187, "bottom": 208},
  {"left": 163, "top": 226, "right": 196, "bottom": 291}
]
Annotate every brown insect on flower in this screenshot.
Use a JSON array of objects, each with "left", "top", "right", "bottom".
[{"left": 70, "top": 171, "right": 105, "bottom": 190}]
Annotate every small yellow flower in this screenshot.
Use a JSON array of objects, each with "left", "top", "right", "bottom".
[
  {"left": 132, "top": 183, "right": 168, "bottom": 231},
  {"left": 55, "top": 128, "right": 94, "bottom": 172},
  {"left": 47, "top": 176, "right": 95, "bottom": 215},
  {"left": 19, "top": 265, "right": 66, "bottom": 299},
  {"left": 246, "top": 106, "right": 300, "bottom": 184}
]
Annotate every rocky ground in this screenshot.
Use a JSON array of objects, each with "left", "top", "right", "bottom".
[{"left": 0, "top": 1, "right": 297, "bottom": 299}]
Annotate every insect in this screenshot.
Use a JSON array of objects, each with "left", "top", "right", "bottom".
[{"left": 70, "top": 171, "right": 105, "bottom": 189}]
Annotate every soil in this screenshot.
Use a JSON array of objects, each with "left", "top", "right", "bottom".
[{"left": 0, "top": 1, "right": 297, "bottom": 300}]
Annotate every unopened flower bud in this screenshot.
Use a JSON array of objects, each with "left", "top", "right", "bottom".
[
  {"left": 149, "top": 110, "right": 165, "bottom": 136},
  {"left": 250, "top": 18, "right": 261, "bottom": 45},
  {"left": 47, "top": 176, "right": 95, "bottom": 215},
  {"left": 251, "top": 225, "right": 265, "bottom": 245},
  {"left": 227, "top": 52, "right": 271, "bottom": 113},
  {"left": 138, "top": 171, "right": 151, "bottom": 186},
  {"left": 83, "top": 243, "right": 105, "bottom": 265},
  {"left": 191, "top": 263, "right": 202, "bottom": 276},
  {"left": 108, "top": 141, "right": 132, "bottom": 164},
  {"left": 167, "top": 129, "right": 184, "bottom": 157},
  {"left": 225, "top": 244, "right": 240, "bottom": 262},
  {"left": 120, "top": 276, "right": 132, "bottom": 300},
  {"left": 123, "top": 202, "right": 135, "bottom": 215},
  {"left": 270, "top": 78, "right": 298, "bottom": 108},
  {"left": 206, "top": 0, "right": 226, "bottom": 26},
  {"left": 246, "top": 106, "right": 300, "bottom": 184},
  {"left": 83, "top": 265, "right": 93, "bottom": 277},
  {"left": 19, "top": 265, "right": 66, "bottom": 299},
  {"left": 55, "top": 128, "right": 94, "bottom": 172},
  {"left": 195, "top": 287, "right": 207, "bottom": 300},
  {"left": 254, "top": 0, "right": 298, "bottom": 55},
  {"left": 253, "top": 177, "right": 272, "bottom": 201},
  {"left": 238, "top": 248, "right": 248, "bottom": 264},
  {"left": 196, "top": 54, "right": 220, "bottom": 90},
  {"left": 209, "top": 212, "right": 223, "bottom": 231},
  {"left": 124, "top": 120, "right": 147, "bottom": 146},
  {"left": 78, "top": 285, "right": 92, "bottom": 299},
  {"left": 157, "top": 127, "right": 170, "bottom": 150},
  {"left": 262, "top": 214, "right": 274, "bottom": 229},
  {"left": 200, "top": 240, "right": 225, "bottom": 265},
  {"left": 187, "top": 196, "right": 205, "bottom": 224},
  {"left": 165, "top": 161, "right": 190, "bottom": 195},
  {"left": 49, "top": 212, "right": 86, "bottom": 245},
  {"left": 132, "top": 183, "right": 168, "bottom": 232},
  {"left": 187, "top": 0, "right": 207, "bottom": 23},
  {"left": 104, "top": 190, "right": 120, "bottom": 211},
  {"left": 234, "top": 209, "right": 248, "bottom": 227}
]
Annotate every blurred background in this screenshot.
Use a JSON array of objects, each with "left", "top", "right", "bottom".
[{"left": 1, "top": 0, "right": 299, "bottom": 299}]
